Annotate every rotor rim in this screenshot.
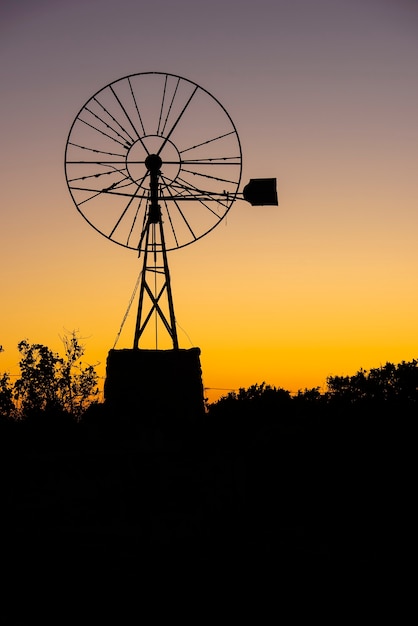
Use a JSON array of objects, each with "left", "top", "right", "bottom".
[{"left": 65, "top": 72, "right": 242, "bottom": 252}]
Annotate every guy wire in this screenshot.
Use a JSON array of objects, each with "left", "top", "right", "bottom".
[{"left": 112, "top": 269, "right": 143, "bottom": 349}]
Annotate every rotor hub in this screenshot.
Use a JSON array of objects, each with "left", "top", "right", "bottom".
[{"left": 145, "top": 153, "right": 162, "bottom": 172}]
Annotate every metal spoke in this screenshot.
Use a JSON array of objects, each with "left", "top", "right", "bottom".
[
  {"left": 179, "top": 157, "right": 241, "bottom": 164},
  {"left": 159, "top": 76, "right": 180, "bottom": 137},
  {"left": 71, "top": 170, "right": 148, "bottom": 202},
  {"left": 108, "top": 175, "right": 147, "bottom": 238},
  {"left": 67, "top": 142, "right": 125, "bottom": 158},
  {"left": 172, "top": 175, "right": 236, "bottom": 207},
  {"left": 157, "top": 74, "right": 168, "bottom": 136},
  {"left": 78, "top": 117, "right": 129, "bottom": 149},
  {"left": 168, "top": 176, "right": 212, "bottom": 200},
  {"left": 76, "top": 188, "right": 107, "bottom": 206},
  {"left": 87, "top": 101, "right": 134, "bottom": 145},
  {"left": 66, "top": 160, "right": 133, "bottom": 165},
  {"left": 156, "top": 85, "right": 198, "bottom": 156},
  {"left": 69, "top": 186, "right": 147, "bottom": 199},
  {"left": 128, "top": 76, "right": 145, "bottom": 136},
  {"left": 126, "top": 194, "right": 146, "bottom": 247},
  {"left": 107, "top": 87, "right": 138, "bottom": 142},
  {"left": 161, "top": 195, "right": 180, "bottom": 248},
  {"left": 162, "top": 176, "right": 197, "bottom": 240},
  {"left": 181, "top": 167, "right": 239, "bottom": 186},
  {"left": 180, "top": 130, "right": 236, "bottom": 154},
  {"left": 109, "top": 84, "right": 150, "bottom": 155},
  {"left": 67, "top": 165, "right": 127, "bottom": 183},
  {"left": 104, "top": 170, "right": 139, "bottom": 191},
  {"left": 173, "top": 175, "right": 230, "bottom": 215}
]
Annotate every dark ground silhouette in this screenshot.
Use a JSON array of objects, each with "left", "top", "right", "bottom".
[
  {"left": 0, "top": 362, "right": 412, "bottom": 619},
  {"left": 0, "top": 389, "right": 411, "bottom": 585}
]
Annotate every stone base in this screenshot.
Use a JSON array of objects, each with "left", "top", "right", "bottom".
[{"left": 104, "top": 347, "right": 205, "bottom": 422}]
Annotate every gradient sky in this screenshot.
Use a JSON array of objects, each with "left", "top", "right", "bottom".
[{"left": 1, "top": 0, "right": 417, "bottom": 402}]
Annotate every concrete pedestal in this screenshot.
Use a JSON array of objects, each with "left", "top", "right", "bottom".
[{"left": 104, "top": 347, "right": 205, "bottom": 422}]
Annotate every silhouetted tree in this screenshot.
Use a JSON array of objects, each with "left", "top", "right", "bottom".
[
  {"left": 59, "top": 330, "right": 100, "bottom": 417},
  {"left": 212, "top": 382, "right": 292, "bottom": 406},
  {"left": 325, "top": 359, "right": 418, "bottom": 407},
  {"left": 294, "top": 387, "right": 322, "bottom": 402},
  {"left": 208, "top": 382, "right": 294, "bottom": 446},
  {"left": 12, "top": 331, "right": 99, "bottom": 420},
  {"left": 0, "top": 372, "right": 15, "bottom": 420}
]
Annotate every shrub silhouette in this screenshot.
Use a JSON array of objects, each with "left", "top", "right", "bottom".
[{"left": 0, "top": 331, "right": 99, "bottom": 421}]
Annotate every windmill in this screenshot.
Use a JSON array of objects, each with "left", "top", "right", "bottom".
[{"left": 65, "top": 72, "right": 277, "bottom": 421}]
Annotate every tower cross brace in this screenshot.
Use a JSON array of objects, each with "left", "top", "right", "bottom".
[{"left": 133, "top": 154, "right": 179, "bottom": 350}]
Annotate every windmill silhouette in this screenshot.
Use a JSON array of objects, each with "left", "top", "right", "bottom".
[{"left": 65, "top": 72, "right": 278, "bottom": 421}]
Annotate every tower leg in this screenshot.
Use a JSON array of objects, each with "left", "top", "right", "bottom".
[{"left": 133, "top": 216, "right": 179, "bottom": 350}]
